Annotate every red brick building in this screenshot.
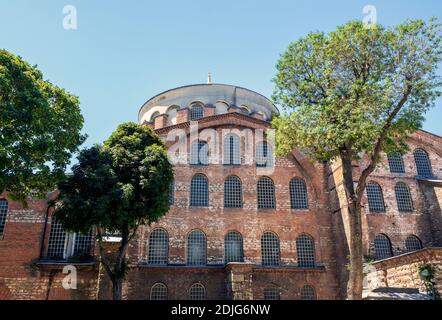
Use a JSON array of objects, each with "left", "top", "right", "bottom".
[{"left": 1, "top": 83, "right": 441, "bottom": 300}]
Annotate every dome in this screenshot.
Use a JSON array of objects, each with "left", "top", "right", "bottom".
[{"left": 138, "top": 83, "right": 278, "bottom": 125}]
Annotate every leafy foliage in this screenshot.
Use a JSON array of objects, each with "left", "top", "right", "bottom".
[
  {"left": 273, "top": 19, "right": 442, "bottom": 161},
  {"left": 0, "top": 50, "right": 86, "bottom": 202},
  {"left": 54, "top": 122, "right": 173, "bottom": 234}
]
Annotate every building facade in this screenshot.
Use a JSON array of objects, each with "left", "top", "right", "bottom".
[{"left": 0, "top": 83, "right": 441, "bottom": 300}]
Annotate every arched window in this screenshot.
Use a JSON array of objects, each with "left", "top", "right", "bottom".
[
  {"left": 73, "top": 230, "right": 93, "bottom": 257},
  {"left": 366, "top": 182, "right": 386, "bottom": 213},
  {"left": 395, "top": 183, "right": 414, "bottom": 212},
  {"left": 256, "top": 141, "right": 273, "bottom": 168},
  {"left": 264, "top": 287, "right": 280, "bottom": 300},
  {"left": 189, "top": 283, "right": 206, "bottom": 300},
  {"left": 190, "top": 174, "right": 209, "bottom": 207},
  {"left": 405, "top": 235, "right": 423, "bottom": 252},
  {"left": 224, "top": 176, "right": 242, "bottom": 208},
  {"left": 388, "top": 153, "right": 405, "bottom": 173},
  {"left": 47, "top": 218, "right": 67, "bottom": 259},
  {"left": 150, "top": 283, "right": 168, "bottom": 300},
  {"left": 190, "top": 140, "right": 209, "bottom": 166},
  {"left": 240, "top": 106, "right": 250, "bottom": 115},
  {"left": 0, "top": 199, "right": 8, "bottom": 237},
  {"left": 150, "top": 111, "right": 160, "bottom": 122},
  {"left": 300, "top": 285, "right": 317, "bottom": 300},
  {"left": 148, "top": 229, "right": 168, "bottom": 265},
  {"left": 169, "top": 180, "right": 174, "bottom": 205},
  {"left": 261, "top": 232, "right": 280, "bottom": 266},
  {"left": 187, "top": 230, "right": 206, "bottom": 266},
  {"left": 257, "top": 177, "right": 276, "bottom": 209},
  {"left": 373, "top": 234, "right": 392, "bottom": 260},
  {"left": 296, "top": 234, "right": 316, "bottom": 268},
  {"left": 224, "top": 231, "right": 244, "bottom": 263},
  {"left": 190, "top": 104, "right": 204, "bottom": 121},
  {"left": 414, "top": 149, "right": 433, "bottom": 177},
  {"left": 223, "top": 134, "right": 241, "bottom": 165},
  {"left": 290, "top": 178, "right": 308, "bottom": 209}
]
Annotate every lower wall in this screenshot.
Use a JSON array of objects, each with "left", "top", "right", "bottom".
[{"left": 368, "top": 247, "right": 442, "bottom": 294}]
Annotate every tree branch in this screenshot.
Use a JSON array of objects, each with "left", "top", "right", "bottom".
[
  {"left": 96, "top": 225, "right": 114, "bottom": 281},
  {"left": 355, "top": 82, "right": 413, "bottom": 199}
]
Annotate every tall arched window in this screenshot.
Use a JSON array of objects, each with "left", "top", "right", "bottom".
[
  {"left": 0, "top": 199, "right": 8, "bottom": 237},
  {"left": 190, "top": 140, "right": 209, "bottom": 166},
  {"left": 395, "top": 183, "right": 414, "bottom": 212},
  {"left": 150, "top": 283, "right": 168, "bottom": 300},
  {"left": 187, "top": 230, "right": 206, "bottom": 266},
  {"left": 290, "top": 178, "right": 308, "bottom": 209},
  {"left": 150, "top": 111, "right": 160, "bottom": 122},
  {"left": 256, "top": 141, "right": 273, "bottom": 168},
  {"left": 169, "top": 180, "right": 175, "bottom": 205},
  {"left": 257, "top": 177, "right": 276, "bottom": 209},
  {"left": 264, "top": 287, "right": 280, "bottom": 300},
  {"left": 414, "top": 149, "right": 433, "bottom": 177},
  {"left": 223, "top": 134, "right": 241, "bottom": 165},
  {"left": 373, "top": 234, "right": 392, "bottom": 260},
  {"left": 300, "top": 285, "right": 317, "bottom": 300},
  {"left": 405, "top": 235, "right": 423, "bottom": 252},
  {"left": 366, "top": 182, "right": 386, "bottom": 213},
  {"left": 224, "top": 176, "right": 242, "bottom": 208},
  {"left": 148, "top": 228, "right": 169, "bottom": 265},
  {"left": 261, "top": 231, "right": 280, "bottom": 266},
  {"left": 189, "top": 283, "right": 206, "bottom": 300},
  {"left": 190, "top": 174, "right": 209, "bottom": 207},
  {"left": 224, "top": 231, "right": 244, "bottom": 263},
  {"left": 47, "top": 218, "right": 67, "bottom": 259},
  {"left": 296, "top": 234, "right": 316, "bottom": 268},
  {"left": 388, "top": 153, "right": 405, "bottom": 173},
  {"left": 73, "top": 230, "right": 93, "bottom": 257},
  {"left": 190, "top": 104, "right": 204, "bottom": 121}
]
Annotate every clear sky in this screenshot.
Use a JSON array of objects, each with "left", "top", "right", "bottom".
[{"left": 1, "top": 0, "right": 441, "bottom": 148}]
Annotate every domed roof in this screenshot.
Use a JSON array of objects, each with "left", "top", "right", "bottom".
[{"left": 138, "top": 83, "right": 278, "bottom": 124}]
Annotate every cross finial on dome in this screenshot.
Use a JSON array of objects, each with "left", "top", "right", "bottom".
[{"left": 207, "top": 71, "right": 212, "bottom": 84}]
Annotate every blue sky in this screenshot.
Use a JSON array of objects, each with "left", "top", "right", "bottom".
[{"left": 1, "top": 0, "right": 441, "bottom": 148}]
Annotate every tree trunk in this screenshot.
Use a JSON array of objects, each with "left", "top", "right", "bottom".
[
  {"left": 112, "top": 278, "right": 123, "bottom": 300},
  {"left": 340, "top": 150, "right": 364, "bottom": 300}
]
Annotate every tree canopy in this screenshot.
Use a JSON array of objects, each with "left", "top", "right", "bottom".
[
  {"left": 53, "top": 122, "right": 173, "bottom": 299},
  {"left": 0, "top": 49, "right": 86, "bottom": 202},
  {"left": 273, "top": 19, "right": 441, "bottom": 161}
]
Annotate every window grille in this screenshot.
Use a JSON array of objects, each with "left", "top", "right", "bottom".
[
  {"left": 150, "top": 283, "right": 168, "bottom": 300},
  {"left": 366, "top": 182, "right": 386, "bottom": 213},
  {"left": 169, "top": 180, "right": 174, "bottom": 205},
  {"left": 388, "top": 153, "right": 405, "bottom": 173},
  {"left": 189, "top": 283, "right": 206, "bottom": 300},
  {"left": 264, "top": 287, "right": 280, "bottom": 300},
  {"left": 0, "top": 199, "right": 8, "bottom": 237},
  {"left": 290, "top": 178, "right": 308, "bottom": 209},
  {"left": 296, "top": 234, "right": 315, "bottom": 268},
  {"left": 373, "top": 234, "right": 392, "bottom": 260},
  {"left": 224, "top": 134, "right": 241, "bottom": 165},
  {"left": 257, "top": 177, "right": 276, "bottom": 209},
  {"left": 405, "top": 235, "right": 423, "bottom": 252},
  {"left": 187, "top": 230, "right": 206, "bottom": 266},
  {"left": 413, "top": 149, "right": 433, "bottom": 177},
  {"left": 224, "top": 176, "right": 242, "bottom": 208},
  {"left": 300, "top": 285, "right": 317, "bottom": 300},
  {"left": 148, "top": 229, "right": 168, "bottom": 265},
  {"left": 190, "top": 174, "right": 209, "bottom": 207},
  {"left": 190, "top": 140, "right": 209, "bottom": 166},
  {"left": 190, "top": 105, "right": 204, "bottom": 121},
  {"left": 224, "top": 231, "right": 244, "bottom": 263},
  {"left": 73, "top": 230, "right": 93, "bottom": 257},
  {"left": 256, "top": 142, "right": 273, "bottom": 168},
  {"left": 261, "top": 232, "right": 280, "bottom": 266},
  {"left": 395, "top": 183, "right": 414, "bottom": 212},
  {"left": 47, "top": 219, "right": 67, "bottom": 259}
]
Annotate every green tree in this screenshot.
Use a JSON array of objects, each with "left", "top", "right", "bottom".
[
  {"left": 272, "top": 19, "right": 441, "bottom": 299},
  {"left": 53, "top": 122, "right": 173, "bottom": 300},
  {"left": 0, "top": 49, "right": 86, "bottom": 202}
]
